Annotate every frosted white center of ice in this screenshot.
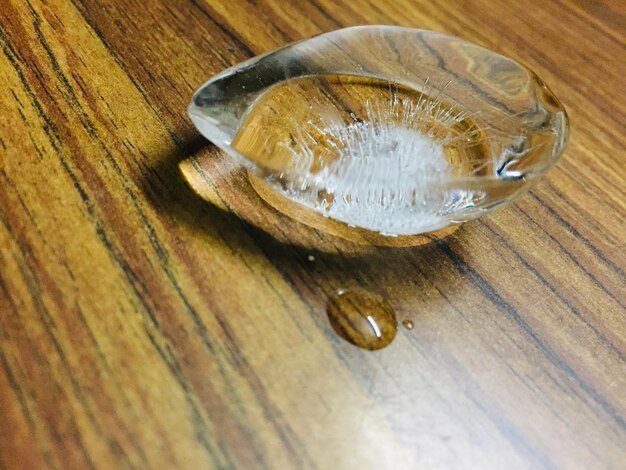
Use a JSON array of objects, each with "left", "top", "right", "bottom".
[{"left": 282, "top": 120, "right": 455, "bottom": 235}]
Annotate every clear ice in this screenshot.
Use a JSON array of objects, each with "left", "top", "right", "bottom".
[
  {"left": 276, "top": 92, "right": 475, "bottom": 235},
  {"left": 189, "top": 26, "right": 568, "bottom": 236}
]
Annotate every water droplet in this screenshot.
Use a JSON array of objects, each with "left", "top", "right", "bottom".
[
  {"left": 326, "top": 288, "right": 397, "bottom": 350},
  {"left": 402, "top": 319, "right": 414, "bottom": 330},
  {"left": 307, "top": 254, "right": 316, "bottom": 261}
]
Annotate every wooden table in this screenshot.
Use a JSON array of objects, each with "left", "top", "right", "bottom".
[{"left": 1, "top": 1, "right": 625, "bottom": 468}]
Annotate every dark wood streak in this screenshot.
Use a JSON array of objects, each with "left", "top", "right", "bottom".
[
  {"left": 551, "top": 0, "right": 623, "bottom": 46},
  {"left": 511, "top": 204, "right": 626, "bottom": 311},
  {"left": 414, "top": 32, "right": 519, "bottom": 115},
  {"left": 24, "top": 0, "right": 217, "bottom": 391},
  {"left": 2, "top": 36, "right": 113, "bottom": 470},
  {"left": 2, "top": 19, "right": 233, "bottom": 467},
  {"left": 166, "top": 173, "right": 314, "bottom": 465},
  {"left": 188, "top": 0, "right": 256, "bottom": 58},
  {"left": 480, "top": 218, "right": 626, "bottom": 358},
  {"left": 0, "top": 280, "right": 38, "bottom": 432},
  {"left": 72, "top": 301, "right": 151, "bottom": 464},
  {"left": 405, "top": 247, "right": 622, "bottom": 440},
  {"left": 188, "top": 159, "right": 372, "bottom": 373},
  {"left": 39, "top": 0, "right": 228, "bottom": 385},
  {"left": 528, "top": 190, "right": 625, "bottom": 279},
  {"left": 398, "top": 308, "right": 557, "bottom": 466},
  {"left": 176, "top": 169, "right": 324, "bottom": 468},
  {"left": 437, "top": 242, "right": 626, "bottom": 430},
  {"left": 69, "top": 0, "right": 188, "bottom": 147},
  {"left": 307, "top": 0, "right": 343, "bottom": 28},
  {"left": 467, "top": 391, "right": 557, "bottom": 469},
  {"left": 0, "top": 235, "right": 99, "bottom": 468},
  {"left": 5, "top": 224, "right": 132, "bottom": 467}
]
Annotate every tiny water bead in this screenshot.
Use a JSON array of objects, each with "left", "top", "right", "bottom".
[
  {"left": 326, "top": 288, "right": 397, "bottom": 350},
  {"left": 189, "top": 26, "right": 568, "bottom": 239},
  {"left": 402, "top": 319, "right": 414, "bottom": 330}
]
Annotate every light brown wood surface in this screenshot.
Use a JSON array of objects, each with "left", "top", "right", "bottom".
[{"left": 1, "top": 0, "right": 625, "bottom": 468}]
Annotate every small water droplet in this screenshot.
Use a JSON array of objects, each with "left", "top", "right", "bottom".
[
  {"left": 326, "top": 288, "right": 397, "bottom": 350},
  {"left": 307, "top": 254, "right": 316, "bottom": 261},
  {"left": 402, "top": 319, "right": 414, "bottom": 330}
]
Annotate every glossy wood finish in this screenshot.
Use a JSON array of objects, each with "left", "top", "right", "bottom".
[{"left": 1, "top": 1, "right": 625, "bottom": 468}]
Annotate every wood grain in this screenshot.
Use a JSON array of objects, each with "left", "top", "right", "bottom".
[{"left": 1, "top": 0, "right": 625, "bottom": 468}]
